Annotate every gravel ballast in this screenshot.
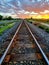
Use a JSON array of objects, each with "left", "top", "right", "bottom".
[
  {"left": 27, "top": 22, "right": 49, "bottom": 46},
  {"left": 0, "top": 22, "right": 20, "bottom": 44}
]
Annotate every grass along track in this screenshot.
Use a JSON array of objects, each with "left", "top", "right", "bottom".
[
  {"left": 38, "top": 24, "right": 49, "bottom": 33},
  {"left": 0, "top": 22, "right": 20, "bottom": 59},
  {"left": 0, "top": 22, "right": 15, "bottom": 35}
]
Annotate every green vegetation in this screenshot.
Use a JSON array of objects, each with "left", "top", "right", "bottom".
[
  {"left": 39, "top": 25, "right": 46, "bottom": 29},
  {"left": 0, "top": 15, "right": 16, "bottom": 20},
  {"left": 3, "top": 16, "right": 14, "bottom": 20},
  {"left": 26, "top": 18, "right": 49, "bottom": 24},
  {"left": 26, "top": 18, "right": 49, "bottom": 33},
  {"left": 38, "top": 25, "right": 49, "bottom": 33},
  {"left": 0, "top": 22, "right": 15, "bottom": 35},
  {"left": 0, "top": 15, "right": 3, "bottom": 20},
  {"left": 46, "top": 28, "right": 49, "bottom": 33},
  {"left": 0, "top": 18, "right": 21, "bottom": 36},
  {"left": 0, "top": 14, "right": 22, "bottom": 36},
  {"left": 26, "top": 18, "right": 33, "bottom": 23}
]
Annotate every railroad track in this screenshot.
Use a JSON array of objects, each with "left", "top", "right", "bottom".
[
  {"left": 0, "top": 22, "right": 20, "bottom": 59},
  {"left": 0, "top": 21, "right": 49, "bottom": 65}
]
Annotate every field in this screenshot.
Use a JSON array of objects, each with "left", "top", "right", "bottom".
[
  {"left": 38, "top": 25, "right": 49, "bottom": 33},
  {"left": 0, "top": 20, "right": 20, "bottom": 36},
  {"left": 26, "top": 18, "right": 49, "bottom": 23},
  {"left": 26, "top": 18, "right": 49, "bottom": 33}
]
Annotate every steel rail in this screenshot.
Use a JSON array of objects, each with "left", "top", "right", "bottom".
[
  {"left": 0, "top": 22, "right": 22, "bottom": 65},
  {"left": 0, "top": 21, "right": 49, "bottom": 65},
  {"left": 25, "top": 22, "right": 49, "bottom": 65}
]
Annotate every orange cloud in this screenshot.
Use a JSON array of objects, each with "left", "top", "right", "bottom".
[{"left": 17, "top": 14, "right": 30, "bottom": 19}]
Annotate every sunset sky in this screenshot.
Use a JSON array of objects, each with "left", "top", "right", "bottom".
[{"left": 0, "top": 0, "right": 49, "bottom": 19}]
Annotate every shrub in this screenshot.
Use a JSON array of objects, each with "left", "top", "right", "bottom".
[
  {"left": 46, "top": 28, "right": 49, "bottom": 33},
  {"left": 39, "top": 25, "right": 45, "bottom": 29}
]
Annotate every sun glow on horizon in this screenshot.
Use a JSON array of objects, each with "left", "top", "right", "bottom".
[{"left": 30, "top": 14, "right": 49, "bottom": 19}]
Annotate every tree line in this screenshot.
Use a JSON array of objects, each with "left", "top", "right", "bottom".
[{"left": 0, "top": 15, "right": 15, "bottom": 20}]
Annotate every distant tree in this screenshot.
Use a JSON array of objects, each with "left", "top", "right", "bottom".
[
  {"left": 3, "top": 16, "right": 13, "bottom": 20},
  {"left": 0, "top": 15, "right": 3, "bottom": 20},
  {"left": 7, "top": 16, "right": 13, "bottom": 20},
  {"left": 31, "top": 17, "right": 32, "bottom": 20}
]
